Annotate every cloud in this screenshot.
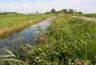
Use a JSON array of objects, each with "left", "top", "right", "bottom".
[
  {"left": 23, "top": 4, "right": 30, "bottom": 9},
  {"left": 0, "top": 0, "right": 96, "bottom": 13},
  {"left": 0, "top": 4, "right": 32, "bottom": 13},
  {"left": 9, "top": 4, "right": 30, "bottom": 10}
]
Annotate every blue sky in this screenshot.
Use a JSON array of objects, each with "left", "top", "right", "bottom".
[{"left": 0, "top": 0, "right": 96, "bottom": 13}]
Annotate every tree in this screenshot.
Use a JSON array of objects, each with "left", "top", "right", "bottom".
[
  {"left": 68, "top": 9, "right": 74, "bottom": 13},
  {"left": 50, "top": 9, "right": 56, "bottom": 14},
  {"left": 3, "top": 12, "right": 8, "bottom": 15},
  {"left": 78, "top": 11, "right": 82, "bottom": 14},
  {"left": 56, "top": 11, "right": 61, "bottom": 14},
  {"left": 63, "top": 9, "right": 67, "bottom": 13}
]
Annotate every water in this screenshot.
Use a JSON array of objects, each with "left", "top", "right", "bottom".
[{"left": 0, "top": 18, "right": 53, "bottom": 47}]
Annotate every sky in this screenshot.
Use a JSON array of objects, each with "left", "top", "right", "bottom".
[{"left": 0, "top": 0, "right": 96, "bottom": 13}]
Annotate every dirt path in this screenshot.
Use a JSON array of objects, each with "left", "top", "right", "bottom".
[{"left": 71, "top": 16, "right": 96, "bottom": 22}]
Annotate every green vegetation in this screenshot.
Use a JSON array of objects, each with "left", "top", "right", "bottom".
[
  {"left": 5, "top": 15, "right": 95, "bottom": 65},
  {"left": 71, "top": 14, "right": 96, "bottom": 18},
  {"left": 0, "top": 14, "right": 49, "bottom": 38},
  {"left": 81, "top": 14, "right": 96, "bottom": 18},
  {"left": 0, "top": 12, "right": 18, "bottom": 15},
  {"left": 0, "top": 48, "right": 26, "bottom": 65},
  {"left": 0, "top": 14, "right": 96, "bottom": 65},
  {"left": 46, "top": 9, "right": 82, "bottom": 14}
]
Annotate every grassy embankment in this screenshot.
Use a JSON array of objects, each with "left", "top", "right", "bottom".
[
  {"left": 0, "top": 14, "right": 96, "bottom": 65},
  {"left": 0, "top": 14, "right": 50, "bottom": 38},
  {"left": 14, "top": 15, "right": 96, "bottom": 65}
]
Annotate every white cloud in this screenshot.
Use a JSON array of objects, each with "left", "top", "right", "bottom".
[
  {"left": 23, "top": 4, "right": 30, "bottom": 9},
  {"left": 0, "top": 4, "right": 32, "bottom": 13},
  {"left": 0, "top": 0, "right": 96, "bottom": 13}
]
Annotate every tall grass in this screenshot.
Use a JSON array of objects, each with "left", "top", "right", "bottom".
[
  {"left": 71, "top": 13, "right": 96, "bottom": 18},
  {"left": 81, "top": 14, "right": 96, "bottom": 18},
  {"left": 1, "top": 14, "right": 96, "bottom": 65},
  {"left": 9, "top": 15, "right": 96, "bottom": 65},
  {"left": 0, "top": 14, "right": 50, "bottom": 38},
  {"left": 46, "top": 15, "right": 96, "bottom": 64},
  {"left": 0, "top": 48, "right": 27, "bottom": 65}
]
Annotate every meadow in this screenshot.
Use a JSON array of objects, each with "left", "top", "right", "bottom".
[
  {"left": 0, "top": 14, "right": 49, "bottom": 38},
  {"left": 0, "top": 14, "right": 96, "bottom": 65},
  {"left": 81, "top": 14, "right": 96, "bottom": 18},
  {"left": 72, "top": 13, "right": 96, "bottom": 18}
]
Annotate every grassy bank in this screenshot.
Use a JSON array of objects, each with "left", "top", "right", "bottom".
[
  {"left": 45, "top": 15, "right": 96, "bottom": 64},
  {"left": 17, "top": 15, "right": 96, "bottom": 65},
  {"left": 1, "top": 15, "right": 96, "bottom": 65},
  {"left": 0, "top": 14, "right": 49, "bottom": 38}
]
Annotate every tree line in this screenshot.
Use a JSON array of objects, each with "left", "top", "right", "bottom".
[
  {"left": 0, "top": 9, "right": 82, "bottom": 15},
  {"left": 0, "top": 12, "right": 18, "bottom": 15},
  {"left": 46, "top": 9, "right": 82, "bottom": 14}
]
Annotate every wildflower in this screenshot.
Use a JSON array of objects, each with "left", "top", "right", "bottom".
[{"left": 77, "top": 61, "right": 82, "bottom": 65}]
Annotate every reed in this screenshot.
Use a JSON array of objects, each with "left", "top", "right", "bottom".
[{"left": 0, "top": 14, "right": 50, "bottom": 38}]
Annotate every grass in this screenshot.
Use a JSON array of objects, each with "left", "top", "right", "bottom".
[
  {"left": 0, "top": 14, "right": 96, "bottom": 65},
  {"left": 46, "top": 15, "right": 96, "bottom": 64},
  {"left": 0, "top": 48, "right": 26, "bottom": 65},
  {"left": 8, "top": 15, "right": 96, "bottom": 65},
  {"left": 0, "top": 14, "right": 50, "bottom": 38},
  {"left": 71, "top": 13, "right": 96, "bottom": 18},
  {"left": 81, "top": 14, "right": 96, "bottom": 18}
]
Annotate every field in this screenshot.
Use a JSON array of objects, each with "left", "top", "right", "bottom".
[
  {"left": 0, "top": 14, "right": 49, "bottom": 38},
  {"left": 81, "top": 14, "right": 96, "bottom": 18},
  {"left": 0, "top": 14, "right": 96, "bottom": 65},
  {"left": 72, "top": 13, "right": 96, "bottom": 18}
]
